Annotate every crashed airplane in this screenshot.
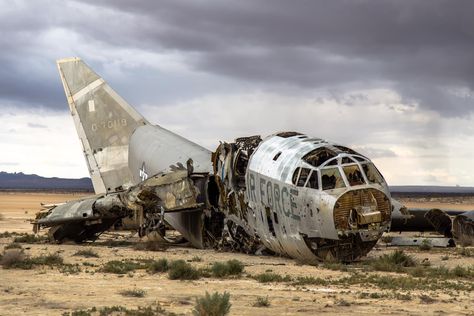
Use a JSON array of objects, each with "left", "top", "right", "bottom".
[{"left": 32, "top": 58, "right": 469, "bottom": 263}]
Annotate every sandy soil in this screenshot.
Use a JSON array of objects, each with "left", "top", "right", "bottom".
[{"left": 0, "top": 192, "right": 473, "bottom": 316}]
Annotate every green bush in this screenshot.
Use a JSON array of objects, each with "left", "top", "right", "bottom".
[
  {"left": 253, "top": 296, "right": 270, "bottom": 307},
  {"left": 119, "top": 289, "right": 146, "bottom": 298},
  {"left": 1, "top": 251, "right": 64, "bottom": 269},
  {"left": 193, "top": 291, "right": 231, "bottom": 316},
  {"left": 253, "top": 272, "right": 292, "bottom": 283},
  {"left": 419, "top": 239, "right": 432, "bottom": 251},
  {"left": 190, "top": 256, "right": 202, "bottom": 262},
  {"left": 100, "top": 260, "right": 140, "bottom": 274},
  {"left": 73, "top": 249, "right": 99, "bottom": 258},
  {"left": 4, "top": 242, "right": 22, "bottom": 250},
  {"left": 370, "top": 250, "right": 416, "bottom": 272},
  {"left": 211, "top": 260, "right": 244, "bottom": 278},
  {"left": 168, "top": 260, "right": 200, "bottom": 280},
  {"left": 59, "top": 264, "right": 81, "bottom": 275},
  {"left": 147, "top": 258, "right": 169, "bottom": 274},
  {"left": 13, "top": 233, "right": 48, "bottom": 243},
  {"left": 30, "top": 253, "right": 64, "bottom": 266}
]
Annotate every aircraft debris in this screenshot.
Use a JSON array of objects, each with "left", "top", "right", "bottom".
[{"left": 387, "top": 236, "right": 455, "bottom": 248}]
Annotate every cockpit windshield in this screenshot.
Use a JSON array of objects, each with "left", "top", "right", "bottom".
[
  {"left": 361, "top": 163, "right": 384, "bottom": 184},
  {"left": 292, "top": 149, "right": 385, "bottom": 190},
  {"left": 342, "top": 164, "right": 365, "bottom": 186},
  {"left": 303, "top": 147, "right": 337, "bottom": 167},
  {"left": 321, "top": 168, "right": 346, "bottom": 190}
]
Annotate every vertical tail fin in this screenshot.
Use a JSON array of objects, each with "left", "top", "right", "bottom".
[{"left": 57, "top": 57, "right": 148, "bottom": 194}]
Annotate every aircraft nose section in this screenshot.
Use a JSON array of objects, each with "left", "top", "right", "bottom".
[{"left": 333, "top": 188, "right": 391, "bottom": 232}]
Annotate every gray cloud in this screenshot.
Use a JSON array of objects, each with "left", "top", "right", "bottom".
[
  {"left": 353, "top": 147, "right": 398, "bottom": 159},
  {"left": 0, "top": 162, "right": 19, "bottom": 166},
  {"left": 0, "top": 0, "right": 473, "bottom": 117},
  {"left": 27, "top": 122, "right": 47, "bottom": 129}
]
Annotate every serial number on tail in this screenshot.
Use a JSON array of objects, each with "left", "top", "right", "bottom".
[{"left": 91, "top": 119, "right": 128, "bottom": 131}]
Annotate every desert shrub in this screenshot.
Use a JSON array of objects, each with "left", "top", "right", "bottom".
[
  {"left": 100, "top": 260, "right": 140, "bottom": 274},
  {"left": 370, "top": 250, "right": 417, "bottom": 272},
  {"left": 0, "top": 249, "right": 27, "bottom": 268},
  {"left": 119, "top": 289, "right": 146, "bottom": 298},
  {"left": 168, "top": 260, "right": 200, "bottom": 280},
  {"left": 1, "top": 251, "right": 64, "bottom": 269},
  {"left": 211, "top": 260, "right": 244, "bottom": 278},
  {"left": 60, "top": 264, "right": 81, "bottom": 275},
  {"left": 419, "top": 239, "right": 432, "bottom": 251},
  {"left": 190, "top": 256, "right": 202, "bottom": 262},
  {"left": 322, "top": 262, "right": 349, "bottom": 272},
  {"left": 293, "top": 276, "right": 328, "bottom": 286},
  {"left": 13, "top": 233, "right": 48, "bottom": 243},
  {"left": 63, "top": 305, "right": 167, "bottom": 316},
  {"left": 147, "top": 258, "right": 169, "bottom": 274},
  {"left": 134, "top": 240, "right": 168, "bottom": 252},
  {"left": 73, "top": 249, "right": 99, "bottom": 258},
  {"left": 253, "top": 296, "right": 270, "bottom": 307},
  {"left": 253, "top": 272, "right": 292, "bottom": 283},
  {"left": 335, "top": 298, "right": 351, "bottom": 306},
  {"left": 4, "top": 242, "right": 22, "bottom": 250},
  {"left": 407, "top": 265, "right": 474, "bottom": 279},
  {"left": 458, "top": 248, "right": 473, "bottom": 257},
  {"left": 451, "top": 265, "right": 472, "bottom": 278},
  {"left": 193, "top": 291, "right": 231, "bottom": 316},
  {"left": 30, "top": 253, "right": 64, "bottom": 266},
  {"left": 0, "top": 231, "right": 14, "bottom": 238}
]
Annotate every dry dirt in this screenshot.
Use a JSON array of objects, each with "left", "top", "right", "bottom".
[{"left": 0, "top": 192, "right": 473, "bottom": 316}]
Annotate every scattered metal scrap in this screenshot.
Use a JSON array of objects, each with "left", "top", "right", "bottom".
[
  {"left": 390, "top": 206, "right": 474, "bottom": 247},
  {"left": 387, "top": 236, "right": 455, "bottom": 248}
]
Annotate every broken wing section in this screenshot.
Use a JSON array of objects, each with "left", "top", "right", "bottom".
[
  {"left": 57, "top": 57, "right": 148, "bottom": 194},
  {"left": 33, "top": 169, "right": 209, "bottom": 247}
]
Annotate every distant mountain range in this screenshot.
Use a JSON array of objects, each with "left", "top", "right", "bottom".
[
  {"left": 0, "top": 171, "right": 473, "bottom": 194},
  {"left": 390, "top": 185, "right": 474, "bottom": 195},
  {"left": 0, "top": 172, "right": 93, "bottom": 191}
]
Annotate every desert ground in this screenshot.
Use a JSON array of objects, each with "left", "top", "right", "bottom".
[{"left": 0, "top": 192, "right": 473, "bottom": 316}]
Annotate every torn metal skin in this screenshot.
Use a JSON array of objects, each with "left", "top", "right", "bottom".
[{"left": 34, "top": 168, "right": 206, "bottom": 244}]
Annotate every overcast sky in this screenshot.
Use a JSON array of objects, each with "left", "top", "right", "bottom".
[{"left": 0, "top": 0, "right": 473, "bottom": 185}]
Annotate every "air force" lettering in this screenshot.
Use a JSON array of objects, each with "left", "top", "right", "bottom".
[{"left": 248, "top": 172, "right": 300, "bottom": 220}]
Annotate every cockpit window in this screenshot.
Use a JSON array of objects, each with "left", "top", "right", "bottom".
[
  {"left": 303, "top": 147, "right": 337, "bottom": 167},
  {"left": 341, "top": 157, "right": 354, "bottom": 164},
  {"left": 321, "top": 168, "right": 346, "bottom": 190},
  {"left": 297, "top": 168, "right": 311, "bottom": 187},
  {"left": 292, "top": 167, "right": 312, "bottom": 187},
  {"left": 343, "top": 165, "right": 365, "bottom": 186},
  {"left": 292, "top": 167, "right": 301, "bottom": 185},
  {"left": 306, "top": 170, "right": 319, "bottom": 189},
  {"left": 353, "top": 156, "right": 367, "bottom": 162},
  {"left": 361, "top": 163, "right": 384, "bottom": 184}
]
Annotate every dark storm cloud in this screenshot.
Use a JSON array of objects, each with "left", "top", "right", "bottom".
[{"left": 0, "top": 0, "right": 473, "bottom": 116}]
